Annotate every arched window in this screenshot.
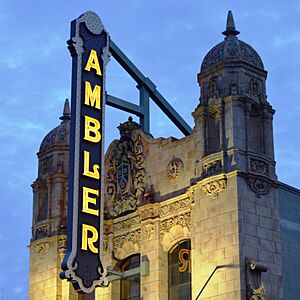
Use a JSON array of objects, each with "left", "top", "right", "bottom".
[
  {"left": 168, "top": 240, "right": 191, "bottom": 300},
  {"left": 120, "top": 255, "right": 140, "bottom": 300}
]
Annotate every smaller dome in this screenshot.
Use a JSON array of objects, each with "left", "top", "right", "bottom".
[
  {"left": 201, "top": 11, "right": 264, "bottom": 71},
  {"left": 39, "top": 99, "right": 70, "bottom": 151}
]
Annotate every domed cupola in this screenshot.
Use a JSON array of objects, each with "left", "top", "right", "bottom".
[
  {"left": 39, "top": 99, "right": 70, "bottom": 152},
  {"left": 201, "top": 11, "right": 264, "bottom": 72},
  {"left": 197, "top": 11, "right": 268, "bottom": 104}
]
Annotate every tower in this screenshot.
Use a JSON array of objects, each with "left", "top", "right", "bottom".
[
  {"left": 29, "top": 100, "right": 79, "bottom": 299},
  {"left": 191, "top": 11, "right": 282, "bottom": 298}
]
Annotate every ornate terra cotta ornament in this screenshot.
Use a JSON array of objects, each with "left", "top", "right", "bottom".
[
  {"left": 250, "top": 158, "right": 269, "bottom": 176},
  {"left": 246, "top": 258, "right": 268, "bottom": 300},
  {"left": 160, "top": 213, "right": 191, "bottom": 240},
  {"left": 114, "top": 229, "right": 141, "bottom": 259},
  {"left": 159, "top": 197, "right": 191, "bottom": 218},
  {"left": 105, "top": 117, "right": 146, "bottom": 217},
  {"left": 34, "top": 240, "right": 50, "bottom": 256},
  {"left": 142, "top": 223, "right": 154, "bottom": 240},
  {"left": 166, "top": 157, "right": 184, "bottom": 184},
  {"left": 200, "top": 177, "right": 227, "bottom": 198},
  {"left": 248, "top": 178, "right": 270, "bottom": 198}
]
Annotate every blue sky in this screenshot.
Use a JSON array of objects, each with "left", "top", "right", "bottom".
[{"left": 0, "top": 1, "right": 300, "bottom": 299}]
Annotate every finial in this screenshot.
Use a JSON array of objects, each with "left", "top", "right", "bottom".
[
  {"left": 59, "top": 98, "right": 71, "bottom": 122},
  {"left": 222, "top": 10, "right": 240, "bottom": 37}
]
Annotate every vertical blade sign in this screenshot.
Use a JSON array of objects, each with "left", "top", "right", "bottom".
[{"left": 61, "top": 11, "right": 109, "bottom": 293}]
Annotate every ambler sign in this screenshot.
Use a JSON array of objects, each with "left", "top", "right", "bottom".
[{"left": 61, "top": 11, "right": 109, "bottom": 293}]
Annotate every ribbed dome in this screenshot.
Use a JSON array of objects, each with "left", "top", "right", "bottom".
[
  {"left": 39, "top": 99, "right": 70, "bottom": 151},
  {"left": 201, "top": 11, "right": 264, "bottom": 71}
]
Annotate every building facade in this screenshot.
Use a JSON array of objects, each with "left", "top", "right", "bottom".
[{"left": 29, "top": 11, "right": 300, "bottom": 300}]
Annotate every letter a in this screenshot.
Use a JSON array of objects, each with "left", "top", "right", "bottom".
[{"left": 84, "top": 49, "right": 102, "bottom": 76}]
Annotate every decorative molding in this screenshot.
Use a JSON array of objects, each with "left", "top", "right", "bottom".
[
  {"left": 248, "top": 178, "right": 270, "bottom": 198},
  {"left": 202, "top": 159, "right": 222, "bottom": 177},
  {"left": 34, "top": 241, "right": 50, "bottom": 256},
  {"left": 159, "top": 197, "right": 191, "bottom": 218},
  {"left": 246, "top": 258, "right": 268, "bottom": 300},
  {"left": 139, "top": 206, "right": 159, "bottom": 220},
  {"left": 142, "top": 224, "right": 154, "bottom": 241},
  {"left": 114, "top": 229, "right": 141, "bottom": 254},
  {"left": 200, "top": 177, "right": 227, "bottom": 198},
  {"left": 166, "top": 157, "right": 184, "bottom": 184},
  {"left": 160, "top": 213, "right": 191, "bottom": 240},
  {"left": 112, "top": 216, "right": 140, "bottom": 233},
  {"left": 250, "top": 158, "right": 269, "bottom": 176}
]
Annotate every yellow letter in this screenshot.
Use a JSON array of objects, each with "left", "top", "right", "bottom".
[
  {"left": 81, "top": 224, "right": 98, "bottom": 253},
  {"left": 85, "top": 81, "right": 101, "bottom": 109},
  {"left": 84, "top": 115, "right": 101, "bottom": 143},
  {"left": 82, "top": 186, "right": 99, "bottom": 216},
  {"left": 83, "top": 151, "right": 100, "bottom": 179},
  {"left": 84, "top": 49, "right": 102, "bottom": 76}
]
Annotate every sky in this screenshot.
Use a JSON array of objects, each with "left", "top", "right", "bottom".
[{"left": 0, "top": 0, "right": 300, "bottom": 299}]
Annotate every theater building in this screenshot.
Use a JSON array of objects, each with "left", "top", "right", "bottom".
[{"left": 28, "top": 11, "right": 300, "bottom": 300}]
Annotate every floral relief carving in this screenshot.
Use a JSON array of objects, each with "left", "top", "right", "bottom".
[
  {"left": 112, "top": 216, "right": 140, "bottom": 233},
  {"left": 160, "top": 213, "right": 191, "bottom": 240},
  {"left": 159, "top": 197, "right": 191, "bottom": 218},
  {"left": 202, "top": 160, "right": 222, "bottom": 177},
  {"left": 250, "top": 158, "right": 269, "bottom": 176},
  {"left": 200, "top": 178, "right": 227, "bottom": 198},
  {"left": 139, "top": 207, "right": 158, "bottom": 220},
  {"left": 142, "top": 224, "right": 154, "bottom": 240},
  {"left": 114, "top": 229, "right": 141, "bottom": 253},
  {"left": 34, "top": 241, "right": 50, "bottom": 256},
  {"left": 248, "top": 179, "right": 270, "bottom": 198},
  {"left": 166, "top": 157, "right": 184, "bottom": 184}
]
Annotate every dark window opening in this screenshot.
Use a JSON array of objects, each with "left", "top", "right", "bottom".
[
  {"left": 168, "top": 240, "right": 191, "bottom": 300},
  {"left": 120, "top": 255, "right": 140, "bottom": 300}
]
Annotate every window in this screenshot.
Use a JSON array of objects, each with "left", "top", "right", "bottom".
[
  {"left": 168, "top": 240, "right": 191, "bottom": 300},
  {"left": 120, "top": 255, "right": 140, "bottom": 300}
]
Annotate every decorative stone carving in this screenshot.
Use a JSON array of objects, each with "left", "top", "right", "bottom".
[
  {"left": 105, "top": 118, "right": 146, "bottom": 217},
  {"left": 139, "top": 207, "right": 158, "bottom": 220},
  {"left": 250, "top": 158, "right": 269, "bottom": 176},
  {"left": 114, "top": 229, "right": 141, "bottom": 253},
  {"left": 246, "top": 258, "right": 268, "bottom": 300},
  {"left": 166, "top": 157, "right": 184, "bottom": 184},
  {"left": 142, "top": 224, "right": 154, "bottom": 240},
  {"left": 58, "top": 236, "right": 66, "bottom": 249},
  {"left": 103, "top": 236, "right": 108, "bottom": 252},
  {"left": 200, "top": 178, "right": 227, "bottom": 198},
  {"left": 159, "top": 197, "right": 191, "bottom": 218},
  {"left": 160, "top": 213, "right": 191, "bottom": 240},
  {"left": 248, "top": 178, "right": 270, "bottom": 198},
  {"left": 34, "top": 241, "right": 50, "bottom": 256},
  {"left": 202, "top": 160, "right": 222, "bottom": 177},
  {"left": 35, "top": 225, "right": 48, "bottom": 239},
  {"left": 112, "top": 216, "right": 140, "bottom": 233}
]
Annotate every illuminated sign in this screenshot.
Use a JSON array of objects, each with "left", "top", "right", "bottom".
[{"left": 61, "top": 11, "right": 109, "bottom": 293}]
